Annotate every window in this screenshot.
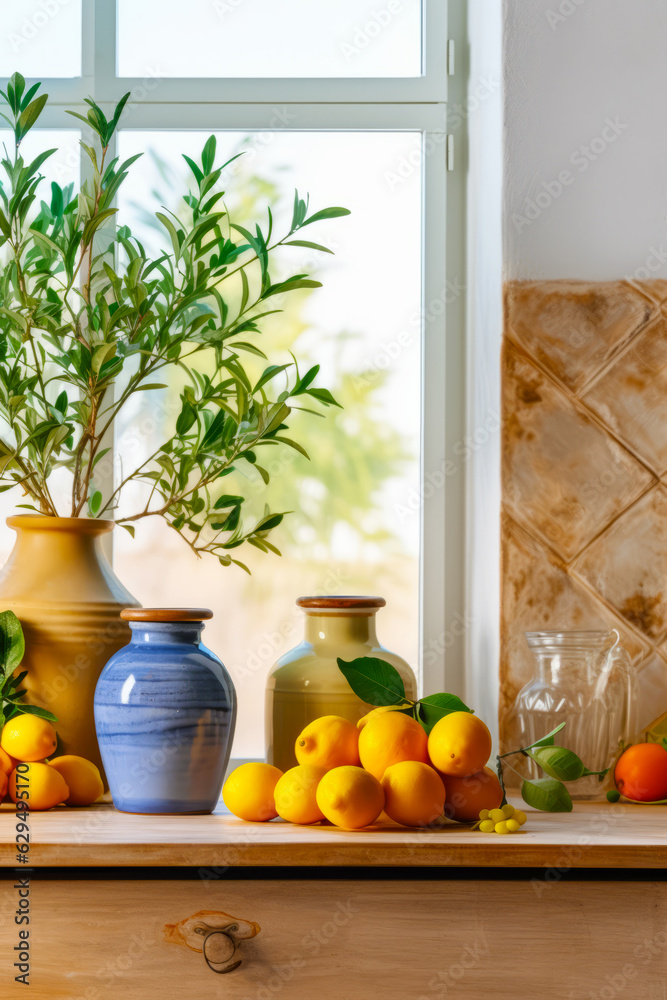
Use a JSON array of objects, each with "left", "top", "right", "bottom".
[
  {"left": 117, "top": 0, "right": 423, "bottom": 78},
  {"left": 0, "top": 0, "right": 460, "bottom": 758}
]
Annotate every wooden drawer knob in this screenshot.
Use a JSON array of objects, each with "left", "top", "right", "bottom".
[{"left": 164, "top": 910, "right": 261, "bottom": 974}]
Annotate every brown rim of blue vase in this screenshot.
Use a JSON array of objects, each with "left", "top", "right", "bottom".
[{"left": 120, "top": 608, "right": 214, "bottom": 622}]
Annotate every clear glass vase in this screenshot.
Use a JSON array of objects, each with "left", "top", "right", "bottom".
[{"left": 507, "top": 630, "right": 636, "bottom": 800}]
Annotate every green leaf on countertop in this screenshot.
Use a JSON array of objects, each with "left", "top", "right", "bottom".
[{"left": 521, "top": 777, "right": 573, "bottom": 813}]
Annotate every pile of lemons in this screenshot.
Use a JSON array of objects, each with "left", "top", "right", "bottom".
[
  {"left": 0, "top": 715, "right": 104, "bottom": 810},
  {"left": 224, "top": 708, "right": 511, "bottom": 831}
]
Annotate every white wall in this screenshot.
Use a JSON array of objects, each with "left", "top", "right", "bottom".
[{"left": 504, "top": 0, "right": 667, "bottom": 281}]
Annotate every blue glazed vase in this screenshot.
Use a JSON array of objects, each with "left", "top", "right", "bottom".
[{"left": 94, "top": 608, "right": 236, "bottom": 814}]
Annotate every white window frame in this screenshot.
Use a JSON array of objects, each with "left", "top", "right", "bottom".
[{"left": 11, "top": 0, "right": 470, "bottom": 702}]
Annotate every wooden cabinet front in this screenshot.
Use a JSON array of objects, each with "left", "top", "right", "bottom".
[{"left": 1, "top": 876, "right": 666, "bottom": 999}]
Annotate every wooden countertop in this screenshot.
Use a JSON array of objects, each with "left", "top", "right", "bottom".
[{"left": 1, "top": 799, "right": 666, "bottom": 868}]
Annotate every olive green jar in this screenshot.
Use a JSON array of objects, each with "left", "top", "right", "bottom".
[{"left": 265, "top": 596, "right": 417, "bottom": 772}]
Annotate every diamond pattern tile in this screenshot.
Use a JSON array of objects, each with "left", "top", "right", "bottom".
[
  {"left": 500, "top": 515, "right": 650, "bottom": 750},
  {"left": 503, "top": 340, "right": 654, "bottom": 560},
  {"left": 583, "top": 314, "right": 667, "bottom": 475},
  {"left": 501, "top": 281, "right": 667, "bottom": 753},
  {"left": 626, "top": 278, "right": 667, "bottom": 306},
  {"left": 635, "top": 653, "right": 667, "bottom": 731},
  {"left": 575, "top": 486, "right": 667, "bottom": 642},
  {"left": 506, "top": 279, "right": 653, "bottom": 394}
]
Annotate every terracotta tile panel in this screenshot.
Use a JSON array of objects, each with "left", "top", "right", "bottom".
[
  {"left": 634, "top": 654, "right": 667, "bottom": 732},
  {"left": 505, "top": 280, "right": 653, "bottom": 394},
  {"left": 503, "top": 341, "right": 655, "bottom": 561},
  {"left": 583, "top": 315, "right": 667, "bottom": 475},
  {"left": 500, "top": 514, "right": 649, "bottom": 751},
  {"left": 575, "top": 485, "right": 667, "bottom": 643},
  {"left": 626, "top": 278, "right": 667, "bottom": 306}
]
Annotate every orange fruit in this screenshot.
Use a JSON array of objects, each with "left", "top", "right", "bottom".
[
  {"left": 8, "top": 762, "right": 69, "bottom": 810},
  {"left": 222, "top": 763, "right": 282, "bottom": 821},
  {"left": 440, "top": 766, "right": 503, "bottom": 822},
  {"left": 1, "top": 715, "right": 57, "bottom": 762},
  {"left": 427, "top": 712, "right": 492, "bottom": 777},
  {"left": 615, "top": 743, "right": 667, "bottom": 802},
  {"left": 315, "top": 765, "right": 385, "bottom": 830},
  {"left": 0, "top": 746, "right": 16, "bottom": 775},
  {"left": 295, "top": 716, "right": 360, "bottom": 770},
  {"left": 381, "top": 761, "right": 446, "bottom": 827},
  {"left": 48, "top": 756, "right": 104, "bottom": 806},
  {"left": 0, "top": 769, "right": 7, "bottom": 802},
  {"left": 358, "top": 713, "right": 428, "bottom": 780}
]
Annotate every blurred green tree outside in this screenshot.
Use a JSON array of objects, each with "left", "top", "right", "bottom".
[{"left": 117, "top": 139, "right": 415, "bottom": 562}]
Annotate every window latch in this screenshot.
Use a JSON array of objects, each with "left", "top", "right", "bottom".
[{"left": 447, "top": 39, "right": 455, "bottom": 76}]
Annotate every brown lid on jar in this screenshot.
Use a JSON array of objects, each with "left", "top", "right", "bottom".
[
  {"left": 296, "top": 596, "right": 386, "bottom": 610},
  {"left": 120, "top": 608, "right": 213, "bottom": 622}
]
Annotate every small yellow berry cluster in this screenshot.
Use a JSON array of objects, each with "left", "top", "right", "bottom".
[{"left": 477, "top": 803, "right": 527, "bottom": 834}]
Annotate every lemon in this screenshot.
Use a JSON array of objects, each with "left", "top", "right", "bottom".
[
  {"left": 9, "top": 762, "right": 69, "bottom": 810},
  {"left": 427, "top": 712, "right": 492, "bottom": 777},
  {"left": 358, "top": 712, "right": 428, "bottom": 780},
  {"left": 316, "top": 765, "right": 385, "bottom": 830},
  {"left": 295, "top": 716, "right": 360, "bottom": 770},
  {"left": 223, "top": 763, "right": 282, "bottom": 822},
  {"left": 274, "top": 765, "right": 327, "bottom": 825},
  {"left": 357, "top": 705, "right": 405, "bottom": 730},
  {"left": 380, "top": 761, "right": 446, "bottom": 827},
  {"left": 48, "top": 756, "right": 104, "bottom": 806},
  {"left": 1, "top": 714, "right": 57, "bottom": 762}
]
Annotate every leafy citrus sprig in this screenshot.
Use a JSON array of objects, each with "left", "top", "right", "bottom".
[
  {"left": 336, "top": 656, "right": 472, "bottom": 734},
  {"left": 0, "top": 610, "right": 56, "bottom": 723},
  {"left": 336, "top": 657, "right": 608, "bottom": 813},
  {"left": 496, "top": 723, "right": 608, "bottom": 813}
]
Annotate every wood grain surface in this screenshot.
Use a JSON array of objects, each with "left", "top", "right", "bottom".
[
  {"left": 0, "top": 800, "right": 666, "bottom": 868},
  {"left": 1, "top": 878, "right": 666, "bottom": 999}
]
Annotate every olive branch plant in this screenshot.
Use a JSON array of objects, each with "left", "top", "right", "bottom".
[{"left": 0, "top": 74, "right": 348, "bottom": 571}]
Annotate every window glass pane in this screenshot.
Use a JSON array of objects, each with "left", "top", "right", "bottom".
[
  {"left": 113, "top": 130, "right": 422, "bottom": 757},
  {"left": 0, "top": 1, "right": 82, "bottom": 78},
  {"left": 118, "top": 0, "right": 422, "bottom": 78},
  {"left": 0, "top": 130, "right": 81, "bottom": 561}
]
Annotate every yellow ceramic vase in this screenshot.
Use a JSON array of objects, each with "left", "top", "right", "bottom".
[
  {"left": 265, "top": 596, "right": 417, "bottom": 772},
  {"left": 0, "top": 516, "right": 139, "bottom": 775}
]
